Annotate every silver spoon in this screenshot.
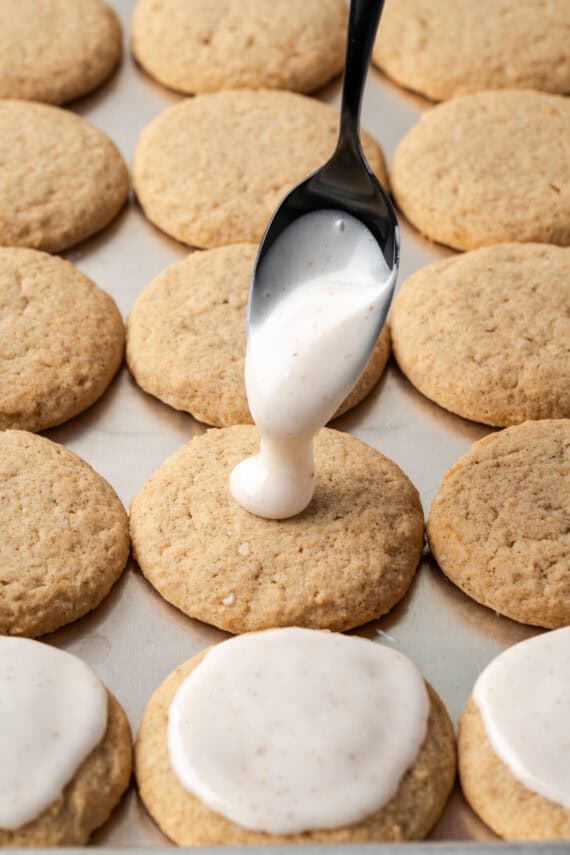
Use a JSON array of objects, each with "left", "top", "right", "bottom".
[{"left": 248, "top": 0, "right": 399, "bottom": 368}]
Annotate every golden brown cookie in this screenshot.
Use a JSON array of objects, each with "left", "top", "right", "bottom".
[
  {"left": 0, "top": 100, "right": 129, "bottom": 253},
  {"left": 0, "top": 690, "right": 132, "bottom": 847},
  {"left": 0, "top": 0, "right": 122, "bottom": 104},
  {"left": 373, "top": 0, "right": 570, "bottom": 101},
  {"left": 427, "top": 420, "right": 570, "bottom": 628},
  {"left": 0, "top": 248, "right": 124, "bottom": 432},
  {"left": 131, "top": 0, "right": 347, "bottom": 95},
  {"left": 390, "top": 90, "right": 570, "bottom": 251},
  {"left": 459, "top": 696, "right": 570, "bottom": 840},
  {"left": 133, "top": 89, "right": 388, "bottom": 249},
  {"left": 135, "top": 648, "right": 456, "bottom": 844},
  {"left": 126, "top": 244, "right": 391, "bottom": 427},
  {"left": 130, "top": 425, "right": 424, "bottom": 633},
  {"left": 391, "top": 244, "right": 570, "bottom": 426},
  {"left": 0, "top": 430, "right": 130, "bottom": 637}
]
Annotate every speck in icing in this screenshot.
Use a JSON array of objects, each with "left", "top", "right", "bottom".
[
  {"left": 473, "top": 627, "right": 570, "bottom": 809},
  {"left": 0, "top": 637, "right": 108, "bottom": 830},
  {"left": 167, "top": 627, "right": 429, "bottom": 834}
]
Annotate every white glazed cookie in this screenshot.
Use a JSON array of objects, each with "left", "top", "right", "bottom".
[
  {"left": 373, "top": 0, "right": 570, "bottom": 101},
  {"left": 0, "top": 0, "right": 122, "bottom": 104},
  {"left": 131, "top": 0, "right": 347, "bottom": 95}
]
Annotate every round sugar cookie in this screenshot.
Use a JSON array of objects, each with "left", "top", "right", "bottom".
[
  {"left": 391, "top": 244, "right": 570, "bottom": 427},
  {"left": 427, "top": 420, "right": 570, "bottom": 628},
  {"left": 373, "top": 0, "right": 570, "bottom": 101},
  {"left": 0, "top": 0, "right": 122, "bottom": 104},
  {"left": 0, "top": 686, "right": 132, "bottom": 846},
  {"left": 133, "top": 89, "right": 388, "bottom": 249},
  {"left": 135, "top": 643, "right": 456, "bottom": 844},
  {"left": 0, "top": 248, "right": 124, "bottom": 432},
  {"left": 390, "top": 90, "right": 570, "bottom": 251},
  {"left": 131, "top": 0, "right": 347, "bottom": 95},
  {"left": 0, "top": 430, "right": 130, "bottom": 637},
  {"left": 126, "top": 244, "right": 391, "bottom": 427},
  {"left": 130, "top": 426, "right": 424, "bottom": 633},
  {"left": 0, "top": 100, "right": 129, "bottom": 253}
]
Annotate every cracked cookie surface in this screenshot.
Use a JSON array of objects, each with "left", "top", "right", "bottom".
[
  {"left": 427, "top": 420, "right": 570, "bottom": 628},
  {"left": 0, "top": 248, "right": 124, "bottom": 432},
  {"left": 126, "top": 244, "right": 390, "bottom": 427},
  {"left": 391, "top": 244, "right": 570, "bottom": 426},
  {"left": 130, "top": 425, "right": 424, "bottom": 633},
  {"left": 0, "top": 430, "right": 130, "bottom": 637}
]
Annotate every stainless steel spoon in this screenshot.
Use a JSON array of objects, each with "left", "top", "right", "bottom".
[{"left": 248, "top": 0, "right": 399, "bottom": 361}]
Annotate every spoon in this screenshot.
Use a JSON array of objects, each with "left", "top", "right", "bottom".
[{"left": 249, "top": 0, "right": 399, "bottom": 342}]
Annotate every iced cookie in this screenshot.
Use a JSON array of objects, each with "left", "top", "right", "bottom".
[
  {"left": 0, "top": 637, "right": 132, "bottom": 847},
  {"left": 131, "top": 0, "right": 347, "bottom": 95},
  {"left": 133, "top": 89, "right": 388, "bottom": 248},
  {"left": 459, "top": 628, "right": 570, "bottom": 840},
  {"left": 130, "top": 426, "right": 424, "bottom": 633},
  {"left": 427, "top": 420, "right": 570, "bottom": 628},
  {"left": 0, "top": 0, "right": 122, "bottom": 104},
  {"left": 0, "top": 100, "right": 129, "bottom": 252},
  {"left": 135, "top": 628, "right": 456, "bottom": 844},
  {"left": 0, "top": 248, "right": 124, "bottom": 432},
  {"left": 373, "top": 0, "right": 570, "bottom": 101},
  {"left": 391, "top": 244, "right": 570, "bottom": 426},
  {"left": 126, "top": 244, "right": 391, "bottom": 426},
  {"left": 0, "top": 430, "right": 130, "bottom": 637},
  {"left": 390, "top": 90, "right": 570, "bottom": 251}
]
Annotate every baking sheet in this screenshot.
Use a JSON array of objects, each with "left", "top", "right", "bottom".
[{"left": 41, "top": 0, "right": 543, "bottom": 847}]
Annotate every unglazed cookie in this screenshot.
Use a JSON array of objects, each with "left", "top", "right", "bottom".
[
  {"left": 373, "top": 0, "right": 570, "bottom": 101},
  {"left": 126, "top": 244, "right": 390, "bottom": 426},
  {"left": 135, "top": 643, "right": 456, "bottom": 844},
  {"left": 0, "top": 248, "right": 124, "bottom": 432},
  {"left": 391, "top": 90, "right": 570, "bottom": 250},
  {"left": 130, "top": 426, "right": 424, "bottom": 633},
  {"left": 131, "top": 0, "right": 347, "bottom": 95},
  {"left": 427, "top": 420, "right": 570, "bottom": 628},
  {"left": 0, "top": 689, "right": 132, "bottom": 846},
  {"left": 0, "top": 431, "right": 130, "bottom": 637},
  {"left": 391, "top": 244, "right": 570, "bottom": 426},
  {"left": 459, "top": 629, "right": 570, "bottom": 840},
  {"left": 0, "top": 101, "right": 129, "bottom": 252},
  {"left": 0, "top": 0, "right": 122, "bottom": 104},
  {"left": 133, "top": 90, "right": 388, "bottom": 248}
]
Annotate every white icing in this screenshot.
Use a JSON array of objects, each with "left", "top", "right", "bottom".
[
  {"left": 473, "top": 627, "right": 570, "bottom": 809},
  {"left": 168, "top": 627, "right": 429, "bottom": 834},
  {"left": 0, "top": 637, "right": 108, "bottom": 831},
  {"left": 230, "top": 210, "right": 394, "bottom": 520}
]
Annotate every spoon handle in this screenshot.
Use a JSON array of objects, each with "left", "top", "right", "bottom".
[{"left": 339, "top": 0, "right": 385, "bottom": 149}]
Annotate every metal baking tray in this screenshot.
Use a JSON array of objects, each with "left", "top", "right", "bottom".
[{"left": 37, "top": 1, "right": 556, "bottom": 849}]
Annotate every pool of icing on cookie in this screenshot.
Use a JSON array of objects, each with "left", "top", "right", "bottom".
[
  {"left": 473, "top": 626, "right": 570, "bottom": 809},
  {"left": 167, "top": 627, "right": 429, "bottom": 835},
  {"left": 0, "top": 637, "right": 107, "bottom": 831},
  {"left": 230, "top": 209, "right": 394, "bottom": 519}
]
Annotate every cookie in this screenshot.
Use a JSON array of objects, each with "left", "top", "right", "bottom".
[
  {"left": 0, "top": 430, "right": 130, "bottom": 637},
  {"left": 130, "top": 425, "right": 424, "bottom": 633},
  {"left": 133, "top": 89, "right": 388, "bottom": 249},
  {"left": 131, "top": 0, "right": 347, "bottom": 95},
  {"left": 373, "top": 0, "right": 570, "bottom": 101},
  {"left": 390, "top": 90, "right": 570, "bottom": 251},
  {"left": 391, "top": 244, "right": 570, "bottom": 426},
  {"left": 135, "top": 643, "right": 456, "bottom": 844},
  {"left": 0, "top": 248, "right": 124, "bottom": 432},
  {"left": 126, "top": 244, "right": 391, "bottom": 427},
  {"left": 460, "top": 696, "right": 570, "bottom": 840},
  {"left": 0, "top": 100, "right": 129, "bottom": 253},
  {"left": 1, "top": 689, "right": 132, "bottom": 846},
  {"left": 427, "top": 420, "right": 570, "bottom": 628},
  {"left": 0, "top": 0, "right": 122, "bottom": 104}
]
